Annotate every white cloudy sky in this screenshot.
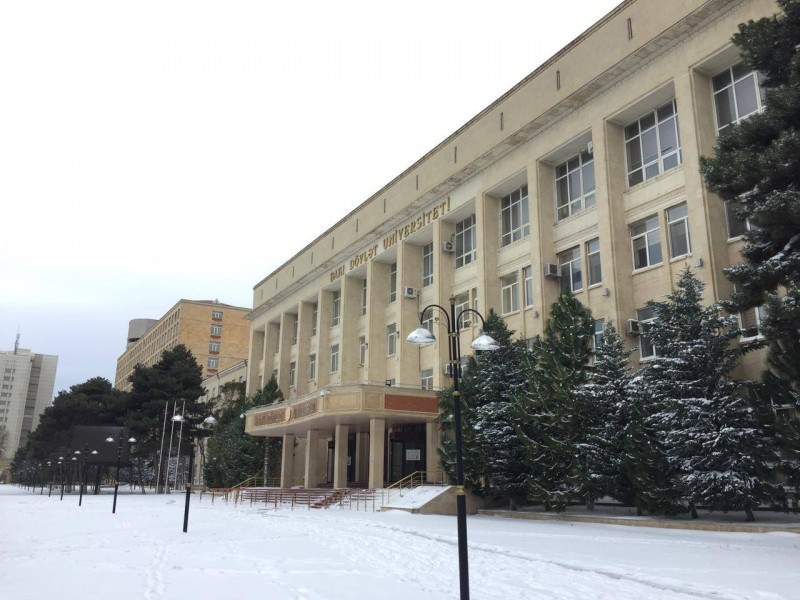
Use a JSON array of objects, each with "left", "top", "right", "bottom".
[{"left": 0, "top": 0, "right": 620, "bottom": 395}]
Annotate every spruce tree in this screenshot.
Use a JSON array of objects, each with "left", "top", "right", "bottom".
[
  {"left": 571, "top": 322, "right": 635, "bottom": 509},
  {"left": 515, "top": 293, "right": 593, "bottom": 511},
  {"left": 637, "top": 268, "right": 782, "bottom": 521}
]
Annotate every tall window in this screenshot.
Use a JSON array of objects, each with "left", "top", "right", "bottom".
[
  {"left": 387, "top": 324, "right": 397, "bottom": 356},
  {"left": 331, "top": 290, "right": 341, "bottom": 326},
  {"left": 330, "top": 344, "right": 339, "bottom": 373},
  {"left": 208, "top": 357, "right": 219, "bottom": 369},
  {"left": 637, "top": 307, "right": 657, "bottom": 360},
  {"left": 389, "top": 263, "right": 397, "bottom": 302},
  {"left": 558, "top": 247, "right": 583, "bottom": 293},
  {"left": 359, "top": 336, "right": 367, "bottom": 365},
  {"left": 625, "top": 100, "right": 682, "bottom": 186},
  {"left": 556, "top": 149, "right": 596, "bottom": 220},
  {"left": 587, "top": 238, "right": 602, "bottom": 285},
  {"left": 289, "top": 362, "right": 296, "bottom": 387},
  {"left": 630, "top": 216, "right": 662, "bottom": 270},
  {"left": 421, "top": 369, "right": 434, "bottom": 390},
  {"left": 713, "top": 63, "right": 766, "bottom": 133},
  {"left": 455, "top": 215, "right": 477, "bottom": 267},
  {"left": 593, "top": 319, "right": 605, "bottom": 348},
  {"left": 725, "top": 200, "right": 755, "bottom": 239},
  {"left": 500, "top": 185, "right": 530, "bottom": 246},
  {"left": 667, "top": 203, "right": 691, "bottom": 258},
  {"left": 522, "top": 265, "right": 534, "bottom": 308},
  {"left": 309, "top": 354, "right": 317, "bottom": 380},
  {"left": 291, "top": 314, "right": 299, "bottom": 345},
  {"left": 212, "top": 310, "right": 223, "bottom": 320},
  {"left": 210, "top": 324, "right": 222, "bottom": 335},
  {"left": 454, "top": 292, "right": 471, "bottom": 328},
  {"left": 360, "top": 279, "right": 368, "bottom": 316},
  {"left": 209, "top": 341, "right": 221, "bottom": 353},
  {"left": 422, "top": 242, "right": 434, "bottom": 287},
  {"left": 500, "top": 273, "right": 520, "bottom": 314},
  {"left": 740, "top": 305, "right": 766, "bottom": 339},
  {"left": 311, "top": 304, "right": 318, "bottom": 337}
]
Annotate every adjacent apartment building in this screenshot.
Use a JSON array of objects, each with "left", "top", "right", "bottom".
[
  {"left": 0, "top": 344, "right": 58, "bottom": 481},
  {"left": 244, "top": 0, "right": 778, "bottom": 490},
  {"left": 115, "top": 300, "right": 250, "bottom": 392}
]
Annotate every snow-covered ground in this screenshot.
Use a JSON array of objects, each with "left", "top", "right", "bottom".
[{"left": 1, "top": 485, "right": 797, "bottom": 600}]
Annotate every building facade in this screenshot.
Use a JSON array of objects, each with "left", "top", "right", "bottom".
[
  {"left": 115, "top": 300, "right": 251, "bottom": 392},
  {"left": 245, "top": 0, "right": 777, "bottom": 489},
  {"left": 0, "top": 345, "right": 58, "bottom": 480}
]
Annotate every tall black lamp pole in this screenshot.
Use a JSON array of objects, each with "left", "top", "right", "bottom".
[
  {"left": 74, "top": 447, "right": 98, "bottom": 507},
  {"left": 58, "top": 456, "right": 65, "bottom": 500},
  {"left": 406, "top": 299, "right": 499, "bottom": 600},
  {"left": 171, "top": 414, "right": 216, "bottom": 532},
  {"left": 105, "top": 432, "right": 136, "bottom": 514}
]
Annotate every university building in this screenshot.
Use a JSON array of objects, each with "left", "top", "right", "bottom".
[
  {"left": 114, "top": 300, "right": 250, "bottom": 392},
  {"left": 0, "top": 343, "right": 58, "bottom": 481},
  {"left": 244, "top": 0, "right": 776, "bottom": 490}
]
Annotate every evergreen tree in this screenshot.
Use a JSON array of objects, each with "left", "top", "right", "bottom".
[
  {"left": 515, "top": 293, "right": 593, "bottom": 511},
  {"left": 571, "top": 322, "right": 635, "bottom": 509},
  {"left": 700, "top": 0, "right": 800, "bottom": 383},
  {"left": 638, "top": 268, "right": 782, "bottom": 520}
]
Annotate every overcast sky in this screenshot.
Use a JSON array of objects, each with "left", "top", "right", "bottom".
[{"left": 0, "top": 0, "right": 621, "bottom": 396}]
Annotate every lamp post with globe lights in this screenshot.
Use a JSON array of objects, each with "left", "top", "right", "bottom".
[
  {"left": 74, "top": 447, "right": 98, "bottom": 507},
  {"left": 171, "top": 413, "right": 216, "bottom": 532},
  {"left": 406, "top": 299, "right": 499, "bottom": 600},
  {"left": 105, "top": 431, "right": 137, "bottom": 514}
]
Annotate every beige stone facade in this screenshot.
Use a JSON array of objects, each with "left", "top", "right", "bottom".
[
  {"left": 245, "top": 0, "right": 778, "bottom": 488},
  {"left": 115, "top": 300, "right": 250, "bottom": 392}
]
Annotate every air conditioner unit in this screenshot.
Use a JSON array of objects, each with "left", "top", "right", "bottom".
[
  {"left": 443, "top": 363, "right": 455, "bottom": 376},
  {"left": 543, "top": 263, "right": 561, "bottom": 278},
  {"left": 626, "top": 319, "right": 641, "bottom": 336},
  {"left": 442, "top": 240, "right": 455, "bottom": 253},
  {"left": 403, "top": 286, "right": 418, "bottom": 299}
]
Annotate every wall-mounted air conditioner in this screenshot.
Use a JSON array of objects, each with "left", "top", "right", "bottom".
[
  {"left": 626, "top": 319, "right": 641, "bottom": 336},
  {"left": 403, "top": 286, "right": 418, "bottom": 299},
  {"left": 442, "top": 241, "right": 455, "bottom": 253},
  {"left": 443, "top": 363, "right": 455, "bottom": 376},
  {"left": 543, "top": 263, "right": 561, "bottom": 278}
]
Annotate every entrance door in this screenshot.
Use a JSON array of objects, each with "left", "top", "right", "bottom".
[{"left": 389, "top": 440, "right": 404, "bottom": 482}]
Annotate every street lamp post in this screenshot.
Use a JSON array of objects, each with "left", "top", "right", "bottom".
[
  {"left": 105, "top": 432, "right": 137, "bottom": 514},
  {"left": 406, "top": 299, "right": 499, "bottom": 600},
  {"left": 47, "top": 461, "right": 53, "bottom": 497},
  {"left": 74, "top": 447, "right": 98, "bottom": 507},
  {"left": 171, "top": 413, "right": 216, "bottom": 532},
  {"left": 58, "top": 456, "right": 65, "bottom": 501}
]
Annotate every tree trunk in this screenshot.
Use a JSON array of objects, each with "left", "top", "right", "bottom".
[
  {"left": 586, "top": 495, "right": 595, "bottom": 512},
  {"left": 689, "top": 503, "right": 698, "bottom": 519},
  {"left": 745, "top": 506, "right": 756, "bottom": 522}
]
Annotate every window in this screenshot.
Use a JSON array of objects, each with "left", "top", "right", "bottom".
[
  {"left": 209, "top": 341, "right": 221, "bottom": 353},
  {"left": 291, "top": 314, "right": 299, "bottom": 345},
  {"left": 625, "top": 100, "right": 682, "bottom": 186},
  {"left": 500, "top": 274, "right": 520, "bottom": 314},
  {"left": 725, "top": 200, "right": 755, "bottom": 239},
  {"left": 212, "top": 310, "right": 223, "bottom": 320},
  {"left": 455, "top": 215, "right": 477, "bottom": 267},
  {"left": 422, "top": 312, "right": 435, "bottom": 333},
  {"left": 387, "top": 324, "right": 397, "bottom": 356},
  {"left": 360, "top": 279, "right": 368, "bottom": 316},
  {"left": 740, "top": 305, "right": 766, "bottom": 339},
  {"left": 631, "top": 216, "right": 662, "bottom": 270},
  {"left": 593, "top": 319, "right": 605, "bottom": 348},
  {"left": 558, "top": 247, "right": 583, "bottom": 293},
  {"left": 422, "top": 243, "right": 434, "bottom": 287},
  {"left": 523, "top": 266, "right": 534, "bottom": 308},
  {"left": 556, "top": 149, "right": 596, "bottom": 220},
  {"left": 454, "top": 292, "right": 471, "bottom": 328},
  {"left": 500, "top": 185, "right": 530, "bottom": 246},
  {"left": 289, "top": 362, "right": 296, "bottom": 387},
  {"left": 210, "top": 324, "right": 222, "bottom": 336},
  {"left": 309, "top": 354, "right": 317, "bottom": 380},
  {"left": 330, "top": 344, "right": 339, "bottom": 373},
  {"left": 637, "top": 307, "right": 657, "bottom": 360},
  {"left": 207, "top": 357, "right": 219, "bottom": 369},
  {"left": 667, "top": 203, "right": 691, "bottom": 258},
  {"left": 586, "top": 239, "right": 602, "bottom": 285},
  {"left": 713, "top": 63, "right": 766, "bottom": 133},
  {"left": 389, "top": 263, "right": 397, "bottom": 302},
  {"left": 359, "top": 336, "right": 367, "bottom": 365},
  {"left": 331, "top": 290, "right": 341, "bottom": 326},
  {"left": 311, "top": 304, "right": 318, "bottom": 336},
  {"left": 421, "top": 369, "right": 434, "bottom": 390}
]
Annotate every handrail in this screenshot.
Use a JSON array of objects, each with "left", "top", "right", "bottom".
[{"left": 231, "top": 476, "right": 263, "bottom": 491}]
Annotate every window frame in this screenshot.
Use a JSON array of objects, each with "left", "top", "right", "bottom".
[
  {"left": 311, "top": 304, "right": 318, "bottom": 337},
  {"left": 309, "top": 353, "right": 317, "bottom": 380},
  {"left": 389, "top": 262, "right": 397, "bottom": 303},
  {"left": 360, "top": 279, "right": 368, "bottom": 316},
  {"left": 555, "top": 149, "right": 596, "bottom": 220},
  {"left": 625, "top": 99, "right": 682, "bottom": 187},
  {"left": 630, "top": 215, "right": 663, "bottom": 271},
  {"left": 455, "top": 214, "right": 477, "bottom": 268},
  {"left": 210, "top": 324, "right": 222, "bottom": 336},
  {"left": 586, "top": 238, "right": 602, "bottom": 286},
  {"left": 593, "top": 319, "right": 605, "bottom": 349},
  {"left": 667, "top": 203, "right": 691, "bottom": 259},
  {"left": 207, "top": 357, "right": 219, "bottom": 369},
  {"left": 558, "top": 246, "right": 583, "bottom": 293},
  {"left": 637, "top": 307, "right": 657, "bottom": 360},
  {"left": 387, "top": 323, "right": 397, "bottom": 356},
  {"left": 422, "top": 243, "right": 434, "bottom": 287},
  {"left": 420, "top": 368, "right": 434, "bottom": 390},
  {"left": 209, "top": 341, "right": 221, "bottom": 353},
  {"left": 359, "top": 336, "right": 367, "bottom": 365},
  {"left": 712, "top": 63, "right": 766, "bottom": 134},
  {"left": 500, "top": 185, "right": 530, "bottom": 246},
  {"left": 288, "top": 361, "right": 296, "bottom": 387},
  {"left": 330, "top": 344, "right": 340, "bottom": 373},
  {"left": 500, "top": 273, "right": 520, "bottom": 315},
  {"left": 331, "top": 290, "right": 341, "bottom": 326},
  {"left": 522, "top": 265, "right": 534, "bottom": 308}
]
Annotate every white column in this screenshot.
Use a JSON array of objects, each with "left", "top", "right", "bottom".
[
  {"left": 280, "top": 434, "right": 295, "bottom": 488},
  {"left": 304, "top": 429, "right": 320, "bottom": 488},
  {"left": 333, "top": 424, "right": 349, "bottom": 488},
  {"left": 368, "top": 418, "right": 385, "bottom": 489}
]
